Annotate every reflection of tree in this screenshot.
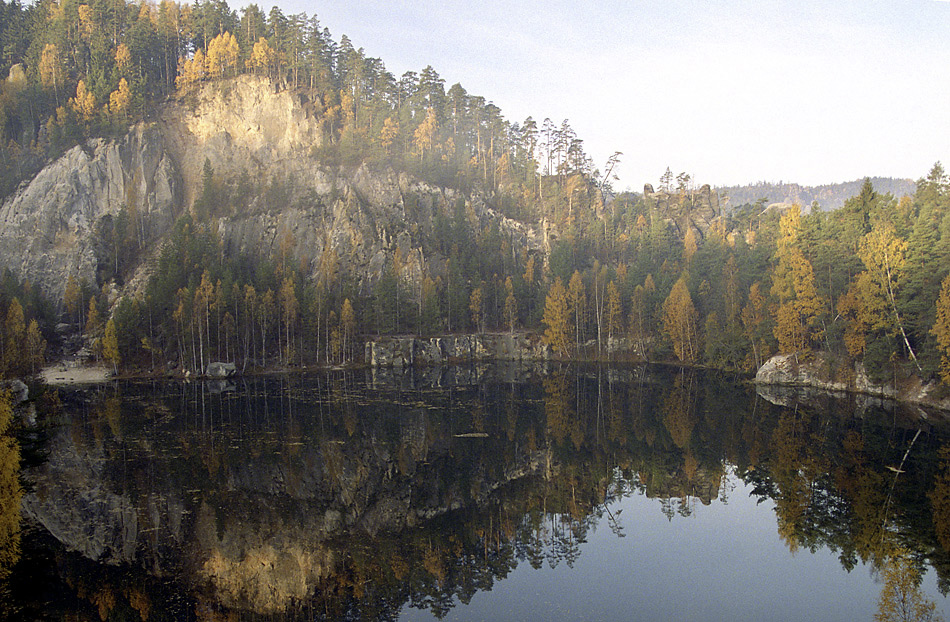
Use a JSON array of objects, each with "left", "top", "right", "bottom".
[
  {"left": 662, "top": 372, "right": 694, "bottom": 450},
  {"left": 19, "top": 371, "right": 950, "bottom": 619},
  {"left": 876, "top": 550, "right": 943, "bottom": 622},
  {"left": 836, "top": 430, "right": 888, "bottom": 569},
  {"left": 0, "top": 393, "right": 20, "bottom": 585},
  {"left": 543, "top": 375, "right": 573, "bottom": 447},
  {"left": 930, "top": 447, "right": 950, "bottom": 553},
  {"left": 770, "top": 411, "right": 811, "bottom": 552}
]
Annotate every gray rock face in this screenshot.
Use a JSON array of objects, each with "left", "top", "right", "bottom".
[
  {"left": 642, "top": 182, "right": 721, "bottom": 239},
  {"left": 0, "top": 124, "right": 178, "bottom": 300},
  {"left": 755, "top": 352, "right": 950, "bottom": 411},
  {"left": 755, "top": 353, "right": 852, "bottom": 393},
  {"left": 366, "top": 334, "right": 550, "bottom": 367},
  {"left": 0, "top": 75, "right": 546, "bottom": 306}
]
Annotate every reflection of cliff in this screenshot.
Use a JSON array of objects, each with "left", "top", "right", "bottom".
[
  {"left": 16, "top": 367, "right": 950, "bottom": 619},
  {"left": 22, "top": 377, "right": 556, "bottom": 615}
]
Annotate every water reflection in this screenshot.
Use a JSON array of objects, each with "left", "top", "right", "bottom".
[
  {"left": 7, "top": 366, "right": 950, "bottom": 619},
  {"left": 0, "top": 392, "right": 21, "bottom": 596}
]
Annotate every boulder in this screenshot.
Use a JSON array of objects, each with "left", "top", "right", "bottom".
[
  {"left": 205, "top": 362, "right": 237, "bottom": 378},
  {"left": 0, "top": 378, "right": 28, "bottom": 404}
]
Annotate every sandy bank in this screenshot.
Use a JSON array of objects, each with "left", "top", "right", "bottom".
[{"left": 40, "top": 365, "right": 111, "bottom": 385}]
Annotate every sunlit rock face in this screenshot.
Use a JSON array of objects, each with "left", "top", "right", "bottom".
[
  {"left": 0, "top": 75, "right": 544, "bottom": 305},
  {"left": 755, "top": 352, "right": 950, "bottom": 410}
]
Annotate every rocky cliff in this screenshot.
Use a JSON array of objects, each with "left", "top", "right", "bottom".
[
  {"left": 0, "top": 124, "right": 178, "bottom": 298},
  {"left": 642, "top": 182, "right": 721, "bottom": 239},
  {"left": 755, "top": 352, "right": 950, "bottom": 413},
  {"left": 0, "top": 75, "right": 545, "bottom": 306}
]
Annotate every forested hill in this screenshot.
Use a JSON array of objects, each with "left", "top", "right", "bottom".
[
  {"left": 717, "top": 177, "right": 917, "bottom": 212},
  {"left": 2, "top": 0, "right": 950, "bottom": 400}
]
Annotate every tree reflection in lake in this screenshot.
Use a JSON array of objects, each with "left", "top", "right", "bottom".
[
  {"left": 0, "top": 392, "right": 21, "bottom": 613},
  {"left": 6, "top": 366, "right": 950, "bottom": 620}
]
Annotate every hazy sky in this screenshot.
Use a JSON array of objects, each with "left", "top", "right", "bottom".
[{"left": 274, "top": 0, "right": 950, "bottom": 191}]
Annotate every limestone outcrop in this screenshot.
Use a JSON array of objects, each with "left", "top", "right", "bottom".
[
  {"left": 642, "top": 182, "right": 721, "bottom": 239},
  {"left": 365, "top": 333, "right": 550, "bottom": 368},
  {"left": 755, "top": 352, "right": 950, "bottom": 411},
  {"left": 0, "top": 75, "right": 546, "bottom": 306},
  {"left": 0, "top": 123, "right": 178, "bottom": 298}
]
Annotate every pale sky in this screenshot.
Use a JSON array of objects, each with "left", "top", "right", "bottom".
[{"left": 273, "top": 0, "right": 950, "bottom": 191}]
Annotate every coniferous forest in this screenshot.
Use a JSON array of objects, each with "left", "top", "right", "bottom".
[{"left": 0, "top": 0, "right": 949, "bottom": 391}]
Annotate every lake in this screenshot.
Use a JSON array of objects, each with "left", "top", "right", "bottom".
[{"left": 3, "top": 364, "right": 950, "bottom": 621}]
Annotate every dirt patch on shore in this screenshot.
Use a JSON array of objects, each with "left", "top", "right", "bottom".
[{"left": 41, "top": 365, "right": 111, "bottom": 385}]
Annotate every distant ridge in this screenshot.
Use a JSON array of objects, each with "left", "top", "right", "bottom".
[{"left": 716, "top": 177, "right": 917, "bottom": 212}]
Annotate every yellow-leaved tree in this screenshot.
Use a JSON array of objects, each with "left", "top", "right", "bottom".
[
  {"left": 69, "top": 79, "right": 97, "bottom": 123},
  {"left": 102, "top": 318, "right": 119, "bottom": 375},
  {"left": 469, "top": 286, "right": 484, "bottom": 333},
  {"left": 176, "top": 49, "right": 206, "bottom": 91},
  {"left": 380, "top": 117, "right": 399, "bottom": 155},
  {"left": 606, "top": 280, "right": 622, "bottom": 345},
  {"left": 413, "top": 107, "right": 438, "bottom": 161},
  {"left": 504, "top": 277, "right": 518, "bottom": 333},
  {"left": 661, "top": 275, "right": 700, "bottom": 363},
  {"left": 741, "top": 281, "right": 770, "bottom": 369},
  {"left": 932, "top": 274, "right": 950, "bottom": 383},
  {"left": 568, "top": 270, "right": 586, "bottom": 348},
  {"left": 246, "top": 37, "right": 275, "bottom": 76},
  {"left": 875, "top": 550, "right": 942, "bottom": 622},
  {"left": 38, "top": 43, "right": 63, "bottom": 104},
  {"left": 857, "top": 223, "right": 920, "bottom": 371},
  {"left": 108, "top": 78, "right": 131, "bottom": 120},
  {"left": 115, "top": 43, "right": 132, "bottom": 76},
  {"left": 206, "top": 32, "right": 240, "bottom": 79},
  {"left": 542, "top": 278, "right": 572, "bottom": 357},
  {"left": 771, "top": 205, "right": 823, "bottom": 354}
]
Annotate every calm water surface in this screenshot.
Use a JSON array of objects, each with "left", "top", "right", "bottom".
[{"left": 3, "top": 364, "right": 950, "bottom": 621}]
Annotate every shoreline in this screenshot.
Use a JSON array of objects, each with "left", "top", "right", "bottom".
[{"left": 34, "top": 347, "right": 950, "bottom": 415}]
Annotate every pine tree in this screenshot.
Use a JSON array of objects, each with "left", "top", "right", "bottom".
[{"left": 2, "top": 300, "right": 24, "bottom": 374}]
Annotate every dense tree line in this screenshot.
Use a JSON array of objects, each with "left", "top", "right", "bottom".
[
  {"left": 3, "top": 0, "right": 950, "bottom": 389},
  {"left": 0, "top": 0, "right": 609, "bottom": 208}
]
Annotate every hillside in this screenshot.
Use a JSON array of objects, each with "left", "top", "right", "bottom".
[
  {"left": 0, "top": 0, "right": 949, "bottom": 397},
  {"left": 0, "top": 75, "right": 546, "bottom": 305},
  {"left": 717, "top": 177, "right": 917, "bottom": 212}
]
